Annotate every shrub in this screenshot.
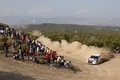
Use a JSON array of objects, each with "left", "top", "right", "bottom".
[
  {"left": 39, "top": 59, "right": 46, "bottom": 64},
  {"left": 0, "top": 36, "right": 8, "bottom": 42},
  {"left": 30, "top": 35, "right": 39, "bottom": 40},
  {"left": 0, "top": 44, "right": 4, "bottom": 50},
  {"left": 21, "top": 44, "right": 28, "bottom": 51},
  {"left": 14, "top": 44, "right": 28, "bottom": 52}
]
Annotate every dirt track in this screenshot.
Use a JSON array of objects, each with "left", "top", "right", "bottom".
[
  {"left": 0, "top": 50, "right": 120, "bottom": 80},
  {"left": 61, "top": 53, "right": 120, "bottom": 80}
]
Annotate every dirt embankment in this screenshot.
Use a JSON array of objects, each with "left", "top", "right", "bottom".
[{"left": 1, "top": 51, "right": 120, "bottom": 80}]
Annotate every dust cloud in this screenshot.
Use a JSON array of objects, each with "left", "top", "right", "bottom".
[{"left": 33, "top": 30, "right": 110, "bottom": 61}]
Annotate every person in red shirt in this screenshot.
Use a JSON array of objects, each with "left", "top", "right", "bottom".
[
  {"left": 25, "top": 48, "right": 30, "bottom": 60},
  {"left": 21, "top": 34, "right": 25, "bottom": 43},
  {"left": 46, "top": 53, "right": 50, "bottom": 65},
  {"left": 52, "top": 51, "right": 57, "bottom": 63}
]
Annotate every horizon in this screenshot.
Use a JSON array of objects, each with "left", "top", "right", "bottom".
[{"left": 0, "top": 0, "right": 120, "bottom": 26}]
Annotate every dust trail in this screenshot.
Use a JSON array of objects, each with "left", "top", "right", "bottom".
[{"left": 33, "top": 30, "right": 110, "bottom": 61}]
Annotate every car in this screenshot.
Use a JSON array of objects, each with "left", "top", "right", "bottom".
[
  {"left": 87, "top": 53, "right": 109, "bottom": 65},
  {"left": 87, "top": 54, "right": 101, "bottom": 65}
]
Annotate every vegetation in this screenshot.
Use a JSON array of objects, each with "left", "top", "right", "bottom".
[
  {"left": 0, "top": 43, "right": 4, "bottom": 50},
  {"left": 29, "top": 35, "right": 39, "bottom": 40},
  {"left": 0, "top": 36, "right": 8, "bottom": 42},
  {"left": 0, "top": 23, "right": 9, "bottom": 28},
  {"left": 0, "top": 36, "right": 7, "bottom": 50},
  {"left": 17, "top": 23, "right": 120, "bottom": 50},
  {"left": 39, "top": 59, "right": 46, "bottom": 64},
  {"left": 0, "top": 22, "right": 120, "bottom": 51}
]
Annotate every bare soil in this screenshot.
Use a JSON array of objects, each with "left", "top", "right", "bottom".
[{"left": 0, "top": 49, "right": 120, "bottom": 80}]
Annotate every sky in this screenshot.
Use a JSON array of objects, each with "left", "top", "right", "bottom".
[{"left": 0, "top": 0, "right": 120, "bottom": 25}]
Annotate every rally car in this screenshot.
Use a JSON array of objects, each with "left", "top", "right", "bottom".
[{"left": 87, "top": 54, "right": 108, "bottom": 65}]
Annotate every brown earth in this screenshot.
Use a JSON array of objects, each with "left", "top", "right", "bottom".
[
  {"left": 0, "top": 49, "right": 120, "bottom": 80},
  {"left": 0, "top": 35, "right": 120, "bottom": 80}
]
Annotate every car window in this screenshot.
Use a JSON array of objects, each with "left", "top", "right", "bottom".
[{"left": 90, "top": 56, "right": 99, "bottom": 59}]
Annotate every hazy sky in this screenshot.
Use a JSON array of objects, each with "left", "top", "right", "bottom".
[{"left": 0, "top": 0, "right": 119, "bottom": 19}]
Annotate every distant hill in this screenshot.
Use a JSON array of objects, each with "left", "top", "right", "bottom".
[
  {"left": 20, "top": 23, "right": 120, "bottom": 32},
  {"left": 1, "top": 16, "right": 120, "bottom": 26}
]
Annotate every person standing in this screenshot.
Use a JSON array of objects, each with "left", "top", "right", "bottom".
[
  {"left": 18, "top": 43, "right": 21, "bottom": 50},
  {"left": 21, "top": 50, "right": 25, "bottom": 61},
  {"left": 46, "top": 53, "right": 50, "bottom": 65},
  {"left": 36, "top": 46, "right": 40, "bottom": 56},
  {"left": 25, "top": 48, "right": 30, "bottom": 61},
  {"left": 18, "top": 48, "right": 22, "bottom": 59},
  {"left": 4, "top": 41, "right": 8, "bottom": 57},
  {"left": 12, "top": 38, "right": 16, "bottom": 48}
]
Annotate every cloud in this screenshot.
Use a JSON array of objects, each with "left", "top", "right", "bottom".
[
  {"left": 27, "top": 8, "right": 53, "bottom": 17},
  {"left": 0, "top": 8, "right": 18, "bottom": 16},
  {"left": 28, "top": 8, "right": 52, "bottom": 13},
  {"left": 37, "top": 9, "right": 52, "bottom": 13},
  {"left": 75, "top": 10, "right": 88, "bottom": 15},
  {"left": 12, "top": 8, "right": 17, "bottom": 11},
  {"left": 29, "top": 9, "right": 34, "bottom": 13},
  {"left": 32, "top": 20, "right": 36, "bottom": 23},
  {"left": 6, "top": 8, "right": 17, "bottom": 12}
]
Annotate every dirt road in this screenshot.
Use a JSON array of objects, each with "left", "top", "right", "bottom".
[{"left": 0, "top": 51, "right": 120, "bottom": 80}]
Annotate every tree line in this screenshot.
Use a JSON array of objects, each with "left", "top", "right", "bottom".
[{"left": 16, "top": 23, "right": 120, "bottom": 51}]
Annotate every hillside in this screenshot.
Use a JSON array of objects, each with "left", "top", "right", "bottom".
[
  {"left": 20, "top": 23, "right": 120, "bottom": 31},
  {"left": 18, "top": 23, "right": 120, "bottom": 50},
  {"left": 1, "top": 23, "right": 120, "bottom": 80}
]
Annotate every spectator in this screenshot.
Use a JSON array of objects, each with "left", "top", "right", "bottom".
[
  {"left": 36, "top": 46, "right": 40, "bottom": 56},
  {"left": 64, "top": 60, "right": 71, "bottom": 68},
  {"left": 52, "top": 51, "right": 57, "bottom": 63},
  {"left": 12, "top": 38, "right": 16, "bottom": 48},
  {"left": 4, "top": 41, "right": 8, "bottom": 57},
  {"left": 56, "top": 56, "right": 61, "bottom": 67},
  {"left": 25, "top": 48, "right": 30, "bottom": 60},
  {"left": 46, "top": 53, "right": 50, "bottom": 65},
  {"left": 21, "top": 50, "right": 25, "bottom": 61},
  {"left": 60, "top": 56, "right": 65, "bottom": 66}
]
